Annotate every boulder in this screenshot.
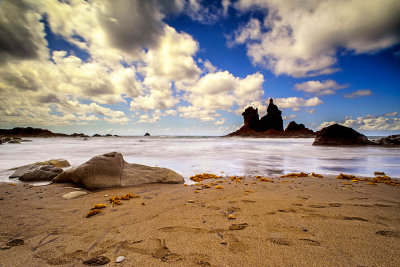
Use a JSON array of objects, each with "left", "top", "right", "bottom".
[
  {"left": 144, "top": 133, "right": 150, "bottom": 136},
  {"left": 35, "top": 159, "right": 70, "bottom": 167},
  {"left": 53, "top": 152, "right": 184, "bottom": 190},
  {"left": 10, "top": 164, "right": 63, "bottom": 181},
  {"left": 376, "top": 134, "right": 400, "bottom": 146},
  {"left": 313, "top": 124, "right": 372, "bottom": 146}
]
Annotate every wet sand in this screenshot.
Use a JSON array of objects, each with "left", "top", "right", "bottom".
[{"left": 0, "top": 175, "right": 400, "bottom": 266}]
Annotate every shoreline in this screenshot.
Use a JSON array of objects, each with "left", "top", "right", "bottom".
[{"left": 1, "top": 174, "right": 399, "bottom": 266}]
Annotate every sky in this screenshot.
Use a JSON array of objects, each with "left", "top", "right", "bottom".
[{"left": 0, "top": 0, "right": 399, "bottom": 136}]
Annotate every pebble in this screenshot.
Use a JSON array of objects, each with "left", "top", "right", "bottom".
[
  {"left": 83, "top": 256, "right": 110, "bottom": 266},
  {"left": 62, "top": 191, "right": 87, "bottom": 199},
  {"left": 115, "top": 256, "right": 125, "bottom": 263},
  {"left": 104, "top": 194, "right": 109, "bottom": 197},
  {"left": 188, "top": 200, "right": 194, "bottom": 203},
  {"left": 228, "top": 214, "right": 236, "bottom": 219}
]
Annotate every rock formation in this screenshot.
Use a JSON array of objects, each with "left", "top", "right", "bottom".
[
  {"left": 53, "top": 152, "right": 184, "bottom": 190},
  {"left": 313, "top": 124, "right": 372, "bottom": 146},
  {"left": 10, "top": 164, "right": 63, "bottom": 181},
  {"left": 144, "top": 133, "right": 151, "bottom": 136},
  {"left": 9, "top": 159, "right": 70, "bottom": 181},
  {"left": 259, "top": 99, "right": 283, "bottom": 131},
  {"left": 227, "top": 99, "right": 314, "bottom": 137},
  {"left": 375, "top": 134, "right": 400, "bottom": 146}
]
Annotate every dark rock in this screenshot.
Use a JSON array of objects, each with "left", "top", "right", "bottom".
[
  {"left": 376, "top": 134, "right": 400, "bottom": 146},
  {"left": 70, "top": 133, "right": 89, "bottom": 138},
  {"left": 227, "top": 100, "right": 314, "bottom": 137},
  {"left": 6, "top": 239, "right": 24, "bottom": 246},
  {"left": 313, "top": 124, "right": 372, "bottom": 146},
  {"left": 242, "top": 107, "right": 259, "bottom": 130},
  {"left": 284, "top": 121, "right": 315, "bottom": 137},
  {"left": 285, "top": 121, "right": 305, "bottom": 131},
  {"left": 92, "top": 134, "right": 101, "bottom": 137},
  {"left": 83, "top": 256, "right": 110, "bottom": 266},
  {"left": 144, "top": 133, "right": 150, "bottom": 136},
  {"left": 10, "top": 164, "right": 63, "bottom": 181},
  {"left": 53, "top": 152, "right": 184, "bottom": 190},
  {"left": 0, "top": 127, "right": 67, "bottom": 137},
  {"left": 105, "top": 134, "right": 112, "bottom": 137},
  {"left": 258, "top": 99, "right": 283, "bottom": 131}
]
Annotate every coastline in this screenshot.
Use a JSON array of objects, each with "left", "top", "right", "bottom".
[{"left": 1, "top": 174, "right": 399, "bottom": 266}]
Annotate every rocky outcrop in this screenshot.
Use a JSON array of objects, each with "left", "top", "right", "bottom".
[
  {"left": 53, "top": 152, "right": 184, "bottom": 190},
  {"left": 0, "top": 127, "right": 67, "bottom": 137},
  {"left": 10, "top": 164, "right": 63, "bottom": 181},
  {"left": 284, "top": 121, "right": 315, "bottom": 137},
  {"left": 313, "top": 124, "right": 372, "bottom": 146},
  {"left": 227, "top": 99, "right": 315, "bottom": 138},
  {"left": 375, "top": 134, "right": 400, "bottom": 146},
  {"left": 9, "top": 159, "right": 70, "bottom": 181},
  {"left": 144, "top": 133, "right": 151, "bottom": 136},
  {"left": 259, "top": 99, "right": 283, "bottom": 131}
]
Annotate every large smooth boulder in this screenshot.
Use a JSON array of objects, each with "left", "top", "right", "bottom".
[
  {"left": 10, "top": 164, "right": 63, "bottom": 181},
  {"left": 53, "top": 152, "right": 184, "bottom": 190},
  {"left": 313, "top": 124, "right": 372, "bottom": 146}
]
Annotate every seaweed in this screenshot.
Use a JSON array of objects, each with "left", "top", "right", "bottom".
[
  {"left": 91, "top": 204, "right": 106, "bottom": 210},
  {"left": 281, "top": 172, "right": 309, "bottom": 178},
  {"left": 190, "top": 173, "right": 222, "bottom": 182},
  {"left": 86, "top": 209, "right": 102, "bottom": 218}
]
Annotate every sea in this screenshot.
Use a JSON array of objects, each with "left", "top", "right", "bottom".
[{"left": 1, "top": 136, "right": 399, "bottom": 184}]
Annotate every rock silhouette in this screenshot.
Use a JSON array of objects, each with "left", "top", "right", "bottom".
[
  {"left": 227, "top": 99, "right": 314, "bottom": 137},
  {"left": 313, "top": 124, "right": 372, "bottom": 146}
]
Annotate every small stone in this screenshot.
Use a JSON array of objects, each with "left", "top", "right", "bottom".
[
  {"left": 83, "top": 256, "right": 110, "bottom": 266},
  {"left": 62, "top": 191, "right": 87, "bottom": 199},
  {"left": 104, "top": 194, "right": 109, "bottom": 197},
  {"left": 188, "top": 200, "right": 194, "bottom": 203},
  {"left": 228, "top": 214, "right": 236, "bottom": 219},
  {"left": 7, "top": 239, "right": 24, "bottom": 246},
  {"left": 115, "top": 256, "right": 125, "bottom": 263},
  {"left": 229, "top": 223, "right": 248, "bottom": 230}
]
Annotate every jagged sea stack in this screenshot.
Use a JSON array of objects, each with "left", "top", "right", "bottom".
[{"left": 259, "top": 99, "right": 284, "bottom": 131}]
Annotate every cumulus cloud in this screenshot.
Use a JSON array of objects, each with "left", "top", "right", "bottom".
[
  {"left": 319, "top": 112, "right": 400, "bottom": 131},
  {"left": 0, "top": 0, "right": 48, "bottom": 63},
  {"left": 282, "top": 114, "right": 296, "bottom": 120},
  {"left": 295, "top": 80, "right": 348, "bottom": 95},
  {"left": 184, "top": 71, "right": 264, "bottom": 110},
  {"left": 344, "top": 89, "right": 372, "bottom": 98},
  {"left": 0, "top": 0, "right": 267, "bottom": 130},
  {"left": 234, "top": 0, "right": 400, "bottom": 77},
  {"left": 274, "top": 97, "right": 323, "bottom": 111}
]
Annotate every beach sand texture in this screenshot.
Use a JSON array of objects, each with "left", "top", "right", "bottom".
[{"left": 0, "top": 175, "right": 399, "bottom": 266}]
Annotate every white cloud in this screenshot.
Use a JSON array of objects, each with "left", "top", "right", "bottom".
[
  {"left": 138, "top": 112, "right": 161, "bottom": 124},
  {"left": 344, "top": 89, "right": 372, "bottom": 98},
  {"left": 178, "top": 106, "right": 220, "bottom": 122},
  {"left": 319, "top": 112, "right": 400, "bottom": 131},
  {"left": 306, "top": 108, "right": 316, "bottom": 114},
  {"left": 295, "top": 80, "right": 348, "bottom": 95},
  {"left": 234, "top": 0, "right": 400, "bottom": 77},
  {"left": 282, "top": 114, "right": 296, "bottom": 120},
  {"left": 274, "top": 97, "right": 323, "bottom": 111},
  {"left": 214, "top": 118, "right": 226, "bottom": 125}
]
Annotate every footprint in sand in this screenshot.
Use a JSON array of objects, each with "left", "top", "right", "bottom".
[
  {"left": 376, "top": 231, "right": 400, "bottom": 238},
  {"left": 241, "top": 200, "right": 256, "bottom": 203},
  {"left": 298, "top": 238, "right": 321, "bottom": 246},
  {"left": 268, "top": 237, "right": 291, "bottom": 246},
  {"left": 308, "top": 205, "right": 326, "bottom": 208},
  {"left": 342, "top": 216, "right": 368, "bottom": 222}
]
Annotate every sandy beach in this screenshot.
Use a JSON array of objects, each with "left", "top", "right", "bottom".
[{"left": 0, "top": 174, "right": 400, "bottom": 266}]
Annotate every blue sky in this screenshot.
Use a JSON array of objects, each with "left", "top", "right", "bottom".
[{"left": 0, "top": 0, "right": 399, "bottom": 136}]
